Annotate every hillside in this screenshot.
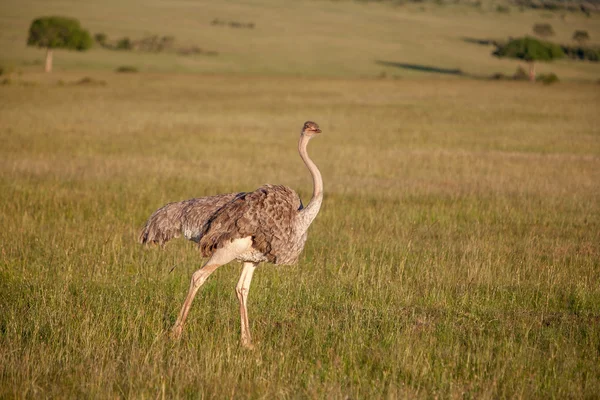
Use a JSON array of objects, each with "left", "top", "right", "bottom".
[{"left": 1, "top": 0, "right": 599, "bottom": 80}]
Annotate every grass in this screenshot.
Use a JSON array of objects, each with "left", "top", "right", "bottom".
[
  {"left": 0, "top": 71, "right": 599, "bottom": 398},
  {"left": 1, "top": 0, "right": 600, "bottom": 80}
]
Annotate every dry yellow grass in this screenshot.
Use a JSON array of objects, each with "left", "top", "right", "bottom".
[{"left": 0, "top": 72, "right": 599, "bottom": 397}]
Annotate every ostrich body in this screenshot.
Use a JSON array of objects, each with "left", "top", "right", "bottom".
[{"left": 139, "top": 121, "right": 323, "bottom": 347}]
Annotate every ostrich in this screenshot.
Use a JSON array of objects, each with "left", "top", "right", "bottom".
[{"left": 139, "top": 121, "right": 323, "bottom": 348}]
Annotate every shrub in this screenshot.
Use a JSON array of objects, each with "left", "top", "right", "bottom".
[
  {"left": 94, "top": 33, "right": 107, "bottom": 45},
  {"left": 115, "top": 65, "right": 138, "bottom": 73},
  {"left": 536, "top": 72, "right": 559, "bottom": 84},
  {"left": 135, "top": 35, "right": 176, "bottom": 52},
  {"left": 161, "top": 36, "right": 175, "bottom": 50},
  {"left": 533, "top": 23, "right": 555, "bottom": 38},
  {"left": 75, "top": 77, "right": 107, "bottom": 86},
  {"left": 586, "top": 48, "right": 600, "bottom": 61},
  {"left": 561, "top": 45, "right": 600, "bottom": 62},
  {"left": 211, "top": 18, "right": 255, "bottom": 29},
  {"left": 116, "top": 37, "right": 132, "bottom": 50},
  {"left": 496, "top": 5, "right": 510, "bottom": 13},
  {"left": 513, "top": 66, "right": 529, "bottom": 80},
  {"left": 572, "top": 30, "right": 590, "bottom": 44},
  {"left": 490, "top": 72, "right": 507, "bottom": 80}
]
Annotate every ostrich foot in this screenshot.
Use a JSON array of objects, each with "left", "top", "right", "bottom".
[
  {"left": 241, "top": 340, "right": 255, "bottom": 350},
  {"left": 171, "top": 325, "right": 183, "bottom": 340}
]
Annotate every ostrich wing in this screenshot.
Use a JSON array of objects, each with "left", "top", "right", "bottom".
[
  {"left": 199, "top": 184, "right": 302, "bottom": 264},
  {"left": 139, "top": 193, "right": 242, "bottom": 245}
]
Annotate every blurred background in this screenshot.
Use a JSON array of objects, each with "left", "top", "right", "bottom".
[{"left": 1, "top": 0, "right": 599, "bottom": 80}]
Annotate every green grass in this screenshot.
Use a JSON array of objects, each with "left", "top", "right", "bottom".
[
  {"left": 0, "top": 72, "right": 599, "bottom": 398},
  {"left": 1, "top": 0, "right": 600, "bottom": 80}
]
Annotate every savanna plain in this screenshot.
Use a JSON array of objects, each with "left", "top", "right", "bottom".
[
  {"left": 2, "top": 73, "right": 599, "bottom": 399},
  {"left": 1, "top": 0, "right": 600, "bottom": 399}
]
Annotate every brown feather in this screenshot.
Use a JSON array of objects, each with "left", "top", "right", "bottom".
[
  {"left": 199, "top": 184, "right": 303, "bottom": 264},
  {"left": 138, "top": 193, "right": 242, "bottom": 245}
]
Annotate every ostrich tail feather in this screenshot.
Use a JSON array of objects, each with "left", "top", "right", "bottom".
[{"left": 139, "top": 201, "right": 185, "bottom": 245}]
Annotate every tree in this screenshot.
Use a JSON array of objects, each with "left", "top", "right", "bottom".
[
  {"left": 27, "top": 17, "right": 92, "bottom": 72},
  {"left": 572, "top": 30, "right": 590, "bottom": 45},
  {"left": 116, "top": 37, "right": 133, "bottom": 50},
  {"left": 94, "top": 32, "right": 107, "bottom": 46},
  {"left": 493, "top": 36, "right": 564, "bottom": 82},
  {"left": 533, "top": 23, "right": 555, "bottom": 38}
]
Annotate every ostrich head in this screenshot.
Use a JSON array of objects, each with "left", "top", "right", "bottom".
[{"left": 302, "top": 121, "right": 321, "bottom": 137}]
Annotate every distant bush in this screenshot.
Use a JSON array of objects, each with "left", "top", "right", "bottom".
[
  {"left": 211, "top": 18, "right": 255, "bottom": 29},
  {"left": 95, "top": 32, "right": 217, "bottom": 57},
  {"left": 490, "top": 67, "right": 559, "bottom": 84},
  {"left": 561, "top": 44, "right": 600, "bottom": 62},
  {"left": 512, "top": 0, "right": 596, "bottom": 15},
  {"left": 513, "top": 66, "right": 529, "bottom": 80},
  {"left": 496, "top": 5, "right": 510, "bottom": 13},
  {"left": 75, "top": 76, "right": 107, "bottom": 86},
  {"left": 94, "top": 32, "right": 107, "bottom": 45},
  {"left": 537, "top": 72, "right": 559, "bottom": 84},
  {"left": 116, "top": 37, "right": 132, "bottom": 50},
  {"left": 177, "top": 46, "right": 219, "bottom": 56},
  {"left": 96, "top": 33, "right": 217, "bottom": 56},
  {"left": 134, "top": 35, "right": 175, "bottom": 52},
  {"left": 533, "top": 23, "right": 555, "bottom": 38},
  {"left": 115, "top": 65, "right": 138, "bottom": 73},
  {"left": 572, "top": 30, "right": 590, "bottom": 44}
]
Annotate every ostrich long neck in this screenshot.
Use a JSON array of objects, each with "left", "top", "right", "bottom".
[{"left": 296, "top": 134, "right": 323, "bottom": 233}]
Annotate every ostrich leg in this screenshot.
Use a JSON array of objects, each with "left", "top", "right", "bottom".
[
  {"left": 171, "top": 237, "right": 252, "bottom": 339},
  {"left": 236, "top": 262, "right": 258, "bottom": 348},
  {"left": 171, "top": 261, "right": 221, "bottom": 339}
]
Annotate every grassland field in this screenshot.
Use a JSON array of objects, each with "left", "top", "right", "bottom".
[
  {"left": 1, "top": 0, "right": 600, "bottom": 398},
  {"left": 1, "top": 71, "right": 599, "bottom": 398},
  {"left": 1, "top": 0, "right": 600, "bottom": 80}
]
